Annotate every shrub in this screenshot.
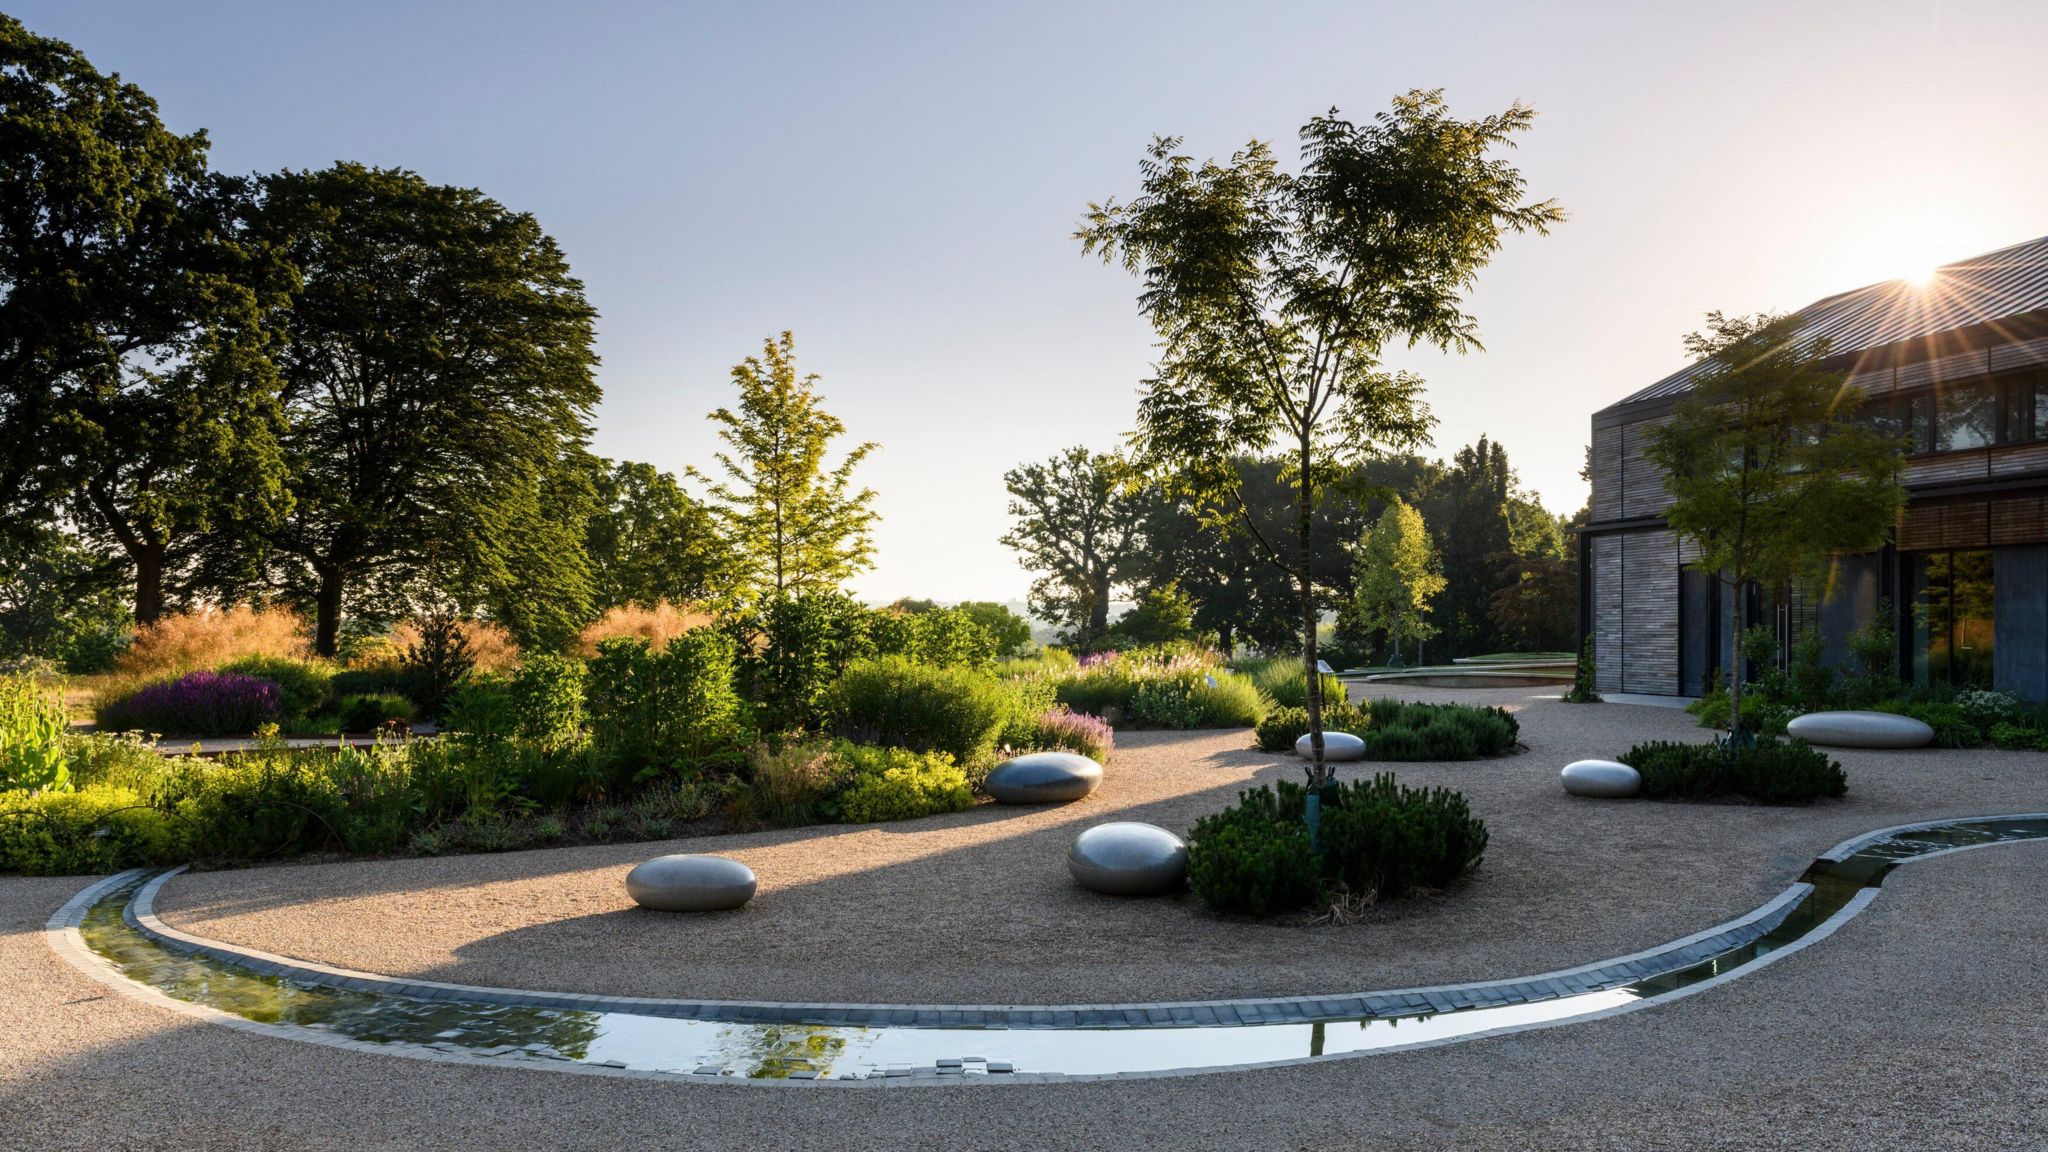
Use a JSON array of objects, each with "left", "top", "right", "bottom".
[
  {"left": 824, "top": 656, "right": 1013, "bottom": 764},
  {"left": 728, "top": 592, "right": 875, "bottom": 733},
  {"left": 115, "top": 606, "right": 308, "bottom": 680},
  {"left": 1687, "top": 685, "right": 1732, "bottom": 730},
  {"left": 1010, "top": 707, "right": 1113, "bottom": 761},
  {"left": 338, "top": 693, "right": 415, "bottom": 733},
  {"left": 1880, "top": 701, "right": 1981, "bottom": 748},
  {"left": 1253, "top": 704, "right": 1367, "bottom": 752},
  {"left": 390, "top": 616, "right": 520, "bottom": 673},
  {"left": 398, "top": 612, "right": 477, "bottom": 721},
  {"left": 1954, "top": 689, "right": 2021, "bottom": 732},
  {"left": 869, "top": 606, "right": 999, "bottom": 668},
  {"left": 1987, "top": 720, "right": 2038, "bottom": 751},
  {"left": 1619, "top": 737, "right": 1847, "bottom": 803},
  {"left": 217, "top": 655, "right": 335, "bottom": 721},
  {"left": 586, "top": 632, "right": 749, "bottom": 778},
  {"left": 1186, "top": 775, "right": 1486, "bottom": 915},
  {"left": 0, "top": 786, "right": 177, "bottom": 874},
  {"left": 63, "top": 732, "right": 163, "bottom": 793},
  {"left": 329, "top": 665, "right": 409, "bottom": 700},
  {"left": 510, "top": 654, "right": 586, "bottom": 747},
  {"left": 1562, "top": 637, "right": 1602, "bottom": 704},
  {"left": 834, "top": 743, "right": 973, "bottom": 823},
  {"left": 730, "top": 738, "right": 848, "bottom": 829},
  {"left": 1416, "top": 718, "right": 1478, "bottom": 761},
  {"left": 1, "top": 673, "right": 70, "bottom": 793},
  {"left": 97, "top": 671, "right": 282, "bottom": 736}
]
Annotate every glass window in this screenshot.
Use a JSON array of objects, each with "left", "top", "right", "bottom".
[
  {"left": 1935, "top": 382, "right": 1995, "bottom": 452},
  {"left": 1907, "top": 393, "right": 1936, "bottom": 453},
  {"left": 1908, "top": 550, "right": 1994, "bottom": 688}
]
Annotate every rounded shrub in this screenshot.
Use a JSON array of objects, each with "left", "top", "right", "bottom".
[
  {"left": 1185, "top": 789, "right": 1320, "bottom": 916},
  {"left": 338, "top": 693, "right": 416, "bottom": 733},
  {"left": 1253, "top": 704, "right": 1367, "bottom": 752},
  {"left": 0, "top": 786, "right": 179, "bottom": 875},
  {"left": 1618, "top": 736, "right": 1846, "bottom": 803},
  {"left": 824, "top": 656, "right": 1012, "bottom": 764},
  {"left": 216, "top": 656, "right": 335, "bottom": 721},
  {"left": 834, "top": 744, "right": 974, "bottom": 823}
]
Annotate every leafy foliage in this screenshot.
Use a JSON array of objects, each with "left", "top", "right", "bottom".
[
  {"left": 0, "top": 674, "right": 70, "bottom": 792},
  {"left": 216, "top": 655, "right": 334, "bottom": 722},
  {"left": 1619, "top": 738, "right": 1847, "bottom": 803},
  {"left": 833, "top": 744, "right": 974, "bottom": 823},
  {"left": 1341, "top": 497, "right": 1443, "bottom": 664},
  {"left": 823, "top": 656, "right": 1016, "bottom": 764},
  {"left": 586, "top": 633, "right": 748, "bottom": 778},
  {"left": 1000, "top": 447, "right": 1152, "bottom": 645}
]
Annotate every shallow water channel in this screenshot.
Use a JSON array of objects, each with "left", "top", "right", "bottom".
[{"left": 75, "top": 816, "right": 2048, "bottom": 1082}]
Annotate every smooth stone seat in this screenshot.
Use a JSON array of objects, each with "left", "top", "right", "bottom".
[
  {"left": 1786, "top": 710, "right": 1935, "bottom": 749},
  {"left": 987, "top": 751, "right": 1102, "bottom": 804},
  {"left": 1295, "top": 730, "right": 1366, "bottom": 761},
  {"left": 626, "top": 854, "right": 757, "bottom": 912},
  {"left": 1068, "top": 822, "right": 1188, "bottom": 896},
  {"left": 1561, "top": 759, "right": 1641, "bottom": 798}
]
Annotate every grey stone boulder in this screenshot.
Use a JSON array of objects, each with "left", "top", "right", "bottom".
[
  {"left": 1561, "top": 759, "right": 1641, "bottom": 798},
  {"left": 987, "top": 751, "right": 1102, "bottom": 804},
  {"left": 1068, "top": 822, "right": 1188, "bottom": 896},
  {"left": 626, "top": 854, "right": 757, "bottom": 912},
  {"left": 1786, "top": 710, "right": 1935, "bottom": 749},
  {"left": 1295, "top": 730, "right": 1366, "bottom": 761}
]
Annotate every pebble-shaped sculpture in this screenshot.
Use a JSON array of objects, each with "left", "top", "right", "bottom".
[
  {"left": 1786, "top": 710, "right": 1935, "bottom": 749},
  {"left": 1561, "top": 759, "right": 1642, "bottom": 798},
  {"left": 626, "top": 854, "right": 757, "bottom": 912},
  {"left": 1068, "top": 822, "right": 1188, "bottom": 896},
  {"left": 987, "top": 751, "right": 1102, "bottom": 804},
  {"left": 1295, "top": 730, "right": 1366, "bottom": 762}
]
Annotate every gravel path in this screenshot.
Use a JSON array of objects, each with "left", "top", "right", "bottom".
[
  {"left": 5, "top": 837, "right": 2043, "bottom": 1149},
  {"left": 143, "top": 690, "right": 2048, "bottom": 1006}
]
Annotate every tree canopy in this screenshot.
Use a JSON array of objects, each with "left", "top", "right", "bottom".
[
  {"left": 698, "top": 332, "right": 878, "bottom": 603},
  {"left": 1079, "top": 89, "right": 1559, "bottom": 783},
  {"left": 1000, "top": 446, "right": 1152, "bottom": 645},
  {"left": 250, "top": 163, "right": 601, "bottom": 654},
  {"left": 583, "top": 458, "right": 734, "bottom": 612},
  {"left": 1341, "top": 497, "right": 1444, "bottom": 666}
]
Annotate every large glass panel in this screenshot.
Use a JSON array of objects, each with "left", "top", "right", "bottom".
[
  {"left": 1936, "top": 382, "right": 1995, "bottom": 451},
  {"left": 1950, "top": 550, "right": 1994, "bottom": 688},
  {"left": 1908, "top": 550, "right": 1994, "bottom": 688}
]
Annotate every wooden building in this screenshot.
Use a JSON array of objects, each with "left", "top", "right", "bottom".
[{"left": 1580, "top": 235, "right": 2048, "bottom": 698}]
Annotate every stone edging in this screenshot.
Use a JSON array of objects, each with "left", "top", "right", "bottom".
[{"left": 46, "top": 811, "right": 2048, "bottom": 1087}]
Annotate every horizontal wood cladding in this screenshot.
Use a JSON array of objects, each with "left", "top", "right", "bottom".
[
  {"left": 1904, "top": 452, "right": 1992, "bottom": 486},
  {"left": 1991, "top": 496, "right": 2048, "bottom": 547},
  {"left": 1620, "top": 417, "right": 1674, "bottom": 519},
  {"left": 1592, "top": 425, "right": 1624, "bottom": 521},
  {"left": 1589, "top": 529, "right": 1678, "bottom": 695},
  {"left": 1989, "top": 442, "right": 2048, "bottom": 478},
  {"left": 1897, "top": 501, "right": 1989, "bottom": 550},
  {"left": 1992, "top": 335, "right": 2048, "bottom": 374}
]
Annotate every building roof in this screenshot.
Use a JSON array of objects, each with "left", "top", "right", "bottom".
[{"left": 1606, "top": 233, "right": 2048, "bottom": 410}]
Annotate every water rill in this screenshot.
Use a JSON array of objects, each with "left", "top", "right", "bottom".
[{"left": 49, "top": 814, "right": 2048, "bottom": 1085}]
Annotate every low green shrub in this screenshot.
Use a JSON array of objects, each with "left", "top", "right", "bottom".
[
  {"left": 1253, "top": 704, "right": 1367, "bottom": 752},
  {"left": 587, "top": 633, "right": 749, "bottom": 778},
  {"left": 729, "top": 738, "right": 848, "bottom": 829},
  {"left": 217, "top": 656, "right": 335, "bottom": 721},
  {"left": 1006, "top": 707, "right": 1114, "bottom": 761},
  {"left": 1186, "top": 775, "right": 1487, "bottom": 915},
  {"left": 1, "top": 673, "right": 70, "bottom": 793},
  {"left": 1988, "top": 720, "right": 2039, "bottom": 750},
  {"left": 1247, "top": 661, "right": 1347, "bottom": 710},
  {"left": 0, "top": 786, "right": 177, "bottom": 874},
  {"left": 834, "top": 744, "right": 973, "bottom": 823},
  {"left": 824, "top": 656, "right": 1014, "bottom": 764},
  {"left": 1618, "top": 737, "right": 1846, "bottom": 803},
  {"left": 338, "top": 693, "right": 415, "bottom": 733}
]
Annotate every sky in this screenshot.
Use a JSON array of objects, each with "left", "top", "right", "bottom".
[{"left": 20, "top": 0, "right": 2048, "bottom": 603}]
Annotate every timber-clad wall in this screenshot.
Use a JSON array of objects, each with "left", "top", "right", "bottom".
[{"left": 1590, "top": 528, "right": 1679, "bottom": 695}]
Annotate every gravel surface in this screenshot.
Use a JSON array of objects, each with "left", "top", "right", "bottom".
[
  {"left": 4, "top": 836, "right": 2043, "bottom": 1149},
  {"left": 146, "top": 689, "right": 2048, "bottom": 1005}
]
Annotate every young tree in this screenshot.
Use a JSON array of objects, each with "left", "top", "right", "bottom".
[
  {"left": 1646, "top": 312, "right": 1906, "bottom": 735},
  {"left": 1343, "top": 498, "right": 1445, "bottom": 667},
  {"left": 1080, "top": 90, "right": 1559, "bottom": 797},
  {"left": 0, "top": 18, "right": 290, "bottom": 619},
  {"left": 1108, "top": 581, "right": 1199, "bottom": 647},
  {"left": 584, "top": 458, "right": 736, "bottom": 612},
  {"left": 999, "top": 446, "right": 1151, "bottom": 644},
  {"left": 1432, "top": 435, "right": 1517, "bottom": 657},
  {"left": 251, "top": 164, "right": 601, "bottom": 655},
  {"left": 698, "top": 333, "right": 878, "bottom": 601}
]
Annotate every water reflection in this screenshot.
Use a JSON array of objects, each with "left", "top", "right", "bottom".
[{"left": 75, "top": 816, "right": 2048, "bottom": 1081}]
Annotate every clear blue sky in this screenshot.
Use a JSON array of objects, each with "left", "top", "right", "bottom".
[{"left": 20, "top": 0, "right": 2048, "bottom": 602}]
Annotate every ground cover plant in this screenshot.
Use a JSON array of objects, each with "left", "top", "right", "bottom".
[
  {"left": 1186, "top": 775, "right": 1487, "bottom": 916},
  {"left": 1254, "top": 698, "right": 1517, "bottom": 760},
  {"left": 1618, "top": 737, "right": 1846, "bottom": 803}
]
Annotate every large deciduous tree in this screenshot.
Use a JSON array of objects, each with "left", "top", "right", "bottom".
[
  {"left": 584, "top": 458, "right": 735, "bottom": 612},
  {"left": 999, "top": 446, "right": 1151, "bottom": 645},
  {"left": 1646, "top": 312, "right": 1905, "bottom": 735},
  {"left": 1080, "top": 90, "right": 1559, "bottom": 796},
  {"left": 1, "top": 17, "right": 289, "bottom": 621},
  {"left": 1432, "top": 435, "right": 1517, "bottom": 656},
  {"left": 698, "top": 332, "right": 877, "bottom": 602},
  {"left": 251, "top": 164, "right": 601, "bottom": 655}
]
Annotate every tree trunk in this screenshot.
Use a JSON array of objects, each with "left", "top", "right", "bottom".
[
  {"left": 133, "top": 545, "right": 165, "bottom": 626},
  {"left": 314, "top": 566, "right": 346, "bottom": 658},
  {"left": 1217, "top": 620, "right": 1234, "bottom": 657},
  {"left": 1089, "top": 572, "right": 1112, "bottom": 639},
  {"left": 1298, "top": 436, "right": 1325, "bottom": 794},
  {"left": 1728, "top": 582, "right": 1745, "bottom": 740}
]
